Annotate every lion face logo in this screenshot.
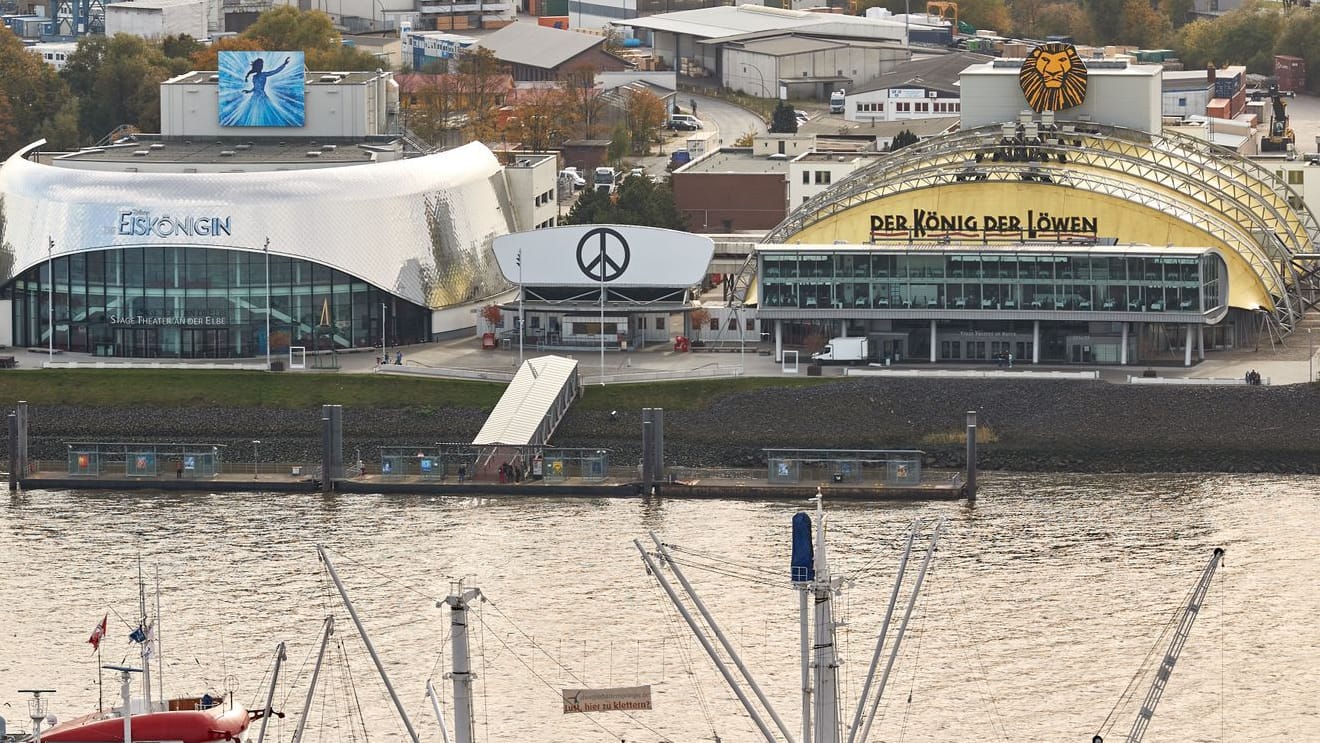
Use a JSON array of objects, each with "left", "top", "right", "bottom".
[{"left": 1019, "top": 43, "right": 1088, "bottom": 112}]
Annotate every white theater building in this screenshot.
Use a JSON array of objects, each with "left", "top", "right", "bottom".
[{"left": 0, "top": 67, "right": 559, "bottom": 359}]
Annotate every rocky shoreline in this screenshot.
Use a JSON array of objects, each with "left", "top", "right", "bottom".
[{"left": 13, "top": 378, "right": 1320, "bottom": 474}]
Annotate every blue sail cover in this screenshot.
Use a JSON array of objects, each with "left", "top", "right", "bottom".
[{"left": 791, "top": 512, "right": 814, "bottom": 582}]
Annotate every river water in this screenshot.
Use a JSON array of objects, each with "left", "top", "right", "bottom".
[{"left": 0, "top": 474, "right": 1316, "bottom": 743}]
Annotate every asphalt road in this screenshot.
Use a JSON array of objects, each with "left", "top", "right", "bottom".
[{"left": 636, "top": 92, "right": 768, "bottom": 176}]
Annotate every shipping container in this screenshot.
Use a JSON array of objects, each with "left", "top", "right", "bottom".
[
  {"left": 1206, "top": 98, "right": 1230, "bottom": 119},
  {"left": 1274, "top": 54, "right": 1306, "bottom": 93}
]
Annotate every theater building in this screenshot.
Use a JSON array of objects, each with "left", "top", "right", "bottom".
[{"left": 0, "top": 60, "right": 542, "bottom": 359}]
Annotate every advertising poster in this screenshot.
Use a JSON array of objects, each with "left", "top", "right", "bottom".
[{"left": 218, "top": 51, "right": 306, "bottom": 127}]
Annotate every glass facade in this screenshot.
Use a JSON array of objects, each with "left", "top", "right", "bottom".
[
  {"left": 8, "top": 247, "right": 430, "bottom": 358},
  {"left": 759, "top": 249, "right": 1225, "bottom": 315}
]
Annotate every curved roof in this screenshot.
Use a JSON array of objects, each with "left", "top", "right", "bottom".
[
  {"left": 761, "top": 123, "right": 1320, "bottom": 331},
  {"left": 0, "top": 141, "right": 516, "bottom": 309}
]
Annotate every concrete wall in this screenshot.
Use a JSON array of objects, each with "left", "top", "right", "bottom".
[
  {"left": 106, "top": 1, "right": 208, "bottom": 39},
  {"left": 502, "top": 155, "right": 561, "bottom": 231},
  {"left": 161, "top": 73, "right": 391, "bottom": 139},
  {"left": 672, "top": 172, "right": 787, "bottom": 231},
  {"left": 960, "top": 62, "right": 1163, "bottom": 134}
]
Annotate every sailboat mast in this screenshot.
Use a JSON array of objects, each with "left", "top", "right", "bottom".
[
  {"left": 137, "top": 559, "right": 153, "bottom": 712},
  {"left": 255, "top": 643, "right": 287, "bottom": 743},
  {"left": 424, "top": 679, "right": 453, "bottom": 743},
  {"left": 291, "top": 617, "right": 334, "bottom": 743},
  {"left": 154, "top": 568, "right": 163, "bottom": 706},
  {"left": 316, "top": 545, "right": 422, "bottom": 743},
  {"left": 439, "top": 582, "right": 482, "bottom": 743},
  {"left": 810, "top": 492, "right": 841, "bottom": 743},
  {"left": 847, "top": 522, "right": 917, "bottom": 743}
]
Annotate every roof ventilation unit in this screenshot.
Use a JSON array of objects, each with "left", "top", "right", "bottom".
[
  {"left": 219, "top": 150, "right": 236, "bottom": 157},
  {"left": 235, "top": 143, "right": 252, "bottom": 150},
  {"left": 305, "top": 151, "right": 322, "bottom": 157},
  {"left": 208, "top": 74, "right": 219, "bottom": 81},
  {"left": 132, "top": 150, "right": 149, "bottom": 156},
  {"left": 149, "top": 143, "right": 165, "bottom": 149},
  {"left": 319, "top": 74, "right": 340, "bottom": 83},
  {"left": 321, "top": 143, "right": 337, "bottom": 151}
]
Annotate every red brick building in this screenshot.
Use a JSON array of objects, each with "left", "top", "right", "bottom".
[{"left": 671, "top": 148, "right": 789, "bottom": 232}]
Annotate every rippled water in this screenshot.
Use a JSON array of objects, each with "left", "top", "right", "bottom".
[{"left": 0, "top": 474, "right": 1316, "bottom": 743}]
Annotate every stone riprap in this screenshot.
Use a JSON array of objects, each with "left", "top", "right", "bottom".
[{"left": 14, "top": 379, "right": 1320, "bottom": 473}]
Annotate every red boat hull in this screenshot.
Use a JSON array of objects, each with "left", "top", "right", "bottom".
[{"left": 42, "top": 705, "right": 250, "bottom": 743}]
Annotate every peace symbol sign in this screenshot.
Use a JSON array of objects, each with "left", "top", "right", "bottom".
[{"left": 576, "top": 227, "right": 631, "bottom": 283}]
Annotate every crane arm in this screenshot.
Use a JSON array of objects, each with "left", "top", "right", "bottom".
[{"left": 1123, "top": 548, "right": 1225, "bottom": 743}]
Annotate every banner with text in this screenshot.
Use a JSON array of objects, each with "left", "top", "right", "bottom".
[{"left": 562, "top": 686, "right": 652, "bottom": 713}]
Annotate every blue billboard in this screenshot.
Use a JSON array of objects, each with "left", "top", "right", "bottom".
[{"left": 218, "top": 51, "right": 306, "bottom": 128}]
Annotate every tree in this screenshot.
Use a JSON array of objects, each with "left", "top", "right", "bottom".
[
  {"left": 38, "top": 98, "right": 81, "bottom": 150},
  {"left": 734, "top": 130, "right": 756, "bottom": 147},
  {"left": 508, "top": 86, "right": 571, "bottom": 152},
  {"left": 1034, "top": 3, "right": 1096, "bottom": 44},
  {"left": 76, "top": 34, "right": 175, "bottom": 142},
  {"left": 0, "top": 26, "right": 72, "bottom": 156},
  {"left": 161, "top": 34, "right": 205, "bottom": 61},
  {"left": 564, "top": 176, "right": 687, "bottom": 229},
  {"left": 624, "top": 88, "right": 666, "bottom": 155},
  {"left": 607, "top": 122, "right": 631, "bottom": 164},
  {"left": 1275, "top": 10, "right": 1320, "bottom": 93},
  {"left": 1172, "top": 1, "right": 1283, "bottom": 74},
  {"left": 1086, "top": 0, "right": 1127, "bottom": 43},
  {"left": 687, "top": 307, "right": 710, "bottom": 341},
  {"left": 188, "top": 36, "right": 265, "bottom": 70},
  {"left": 307, "top": 44, "right": 388, "bottom": 72},
  {"left": 769, "top": 101, "right": 798, "bottom": 134},
  {"left": 455, "top": 47, "right": 509, "bottom": 143},
  {"left": 888, "top": 129, "right": 918, "bottom": 151},
  {"left": 1119, "top": 0, "right": 1171, "bottom": 49},
  {"left": 241, "top": 6, "right": 340, "bottom": 53},
  {"left": 561, "top": 64, "right": 605, "bottom": 139}
]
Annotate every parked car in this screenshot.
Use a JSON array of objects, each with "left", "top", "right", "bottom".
[
  {"left": 795, "top": 109, "right": 810, "bottom": 123},
  {"left": 667, "top": 114, "right": 702, "bottom": 130},
  {"left": 559, "top": 167, "right": 586, "bottom": 189}
]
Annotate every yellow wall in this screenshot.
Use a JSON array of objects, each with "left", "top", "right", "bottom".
[{"left": 787, "top": 184, "right": 1273, "bottom": 310}]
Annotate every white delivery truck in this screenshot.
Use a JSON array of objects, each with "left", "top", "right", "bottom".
[
  {"left": 829, "top": 89, "right": 846, "bottom": 114},
  {"left": 686, "top": 130, "right": 718, "bottom": 159},
  {"left": 812, "top": 336, "right": 870, "bottom": 364},
  {"left": 593, "top": 166, "right": 619, "bottom": 194}
]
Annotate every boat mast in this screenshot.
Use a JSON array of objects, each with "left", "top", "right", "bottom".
[
  {"left": 101, "top": 666, "right": 141, "bottom": 743},
  {"left": 136, "top": 559, "right": 153, "bottom": 712},
  {"left": 856, "top": 519, "right": 944, "bottom": 743},
  {"left": 424, "top": 679, "right": 453, "bottom": 743},
  {"left": 154, "top": 567, "right": 163, "bottom": 707},
  {"left": 846, "top": 521, "right": 917, "bottom": 743},
  {"left": 438, "top": 580, "right": 482, "bottom": 743},
  {"left": 634, "top": 540, "right": 780, "bottom": 743},
  {"left": 255, "top": 642, "right": 286, "bottom": 743},
  {"left": 809, "top": 490, "right": 841, "bottom": 743},
  {"left": 316, "top": 545, "right": 422, "bottom": 743},
  {"left": 291, "top": 617, "right": 334, "bottom": 743},
  {"left": 649, "top": 534, "right": 797, "bottom": 743}
]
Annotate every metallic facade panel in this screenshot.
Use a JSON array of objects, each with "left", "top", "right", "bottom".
[{"left": 0, "top": 141, "right": 516, "bottom": 308}]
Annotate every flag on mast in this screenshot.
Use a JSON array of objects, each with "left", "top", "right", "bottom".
[{"left": 88, "top": 613, "right": 108, "bottom": 652}]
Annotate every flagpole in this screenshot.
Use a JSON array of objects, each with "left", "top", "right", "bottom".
[{"left": 97, "top": 645, "right": 103, "bottom": 712}]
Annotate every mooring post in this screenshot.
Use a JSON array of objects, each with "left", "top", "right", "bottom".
[
  {"left": 641, "top": 416, "right": 654, "bottom": 494},
  {"left": 652, "top": 407, "right": 665, "bottom": 481},
  {"left": 965, "top": 410, "right": 977, "bottom": 501},
  {"left": 7, "top": 413, "right": 18, "bottom": 490},
  {"left": 16, "top": 400, "right": 28, "bottom": 480},
  {"left": 320, "top": 415, "right": 333, "bottom": 494}
]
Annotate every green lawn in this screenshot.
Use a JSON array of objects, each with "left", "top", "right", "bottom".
[{"left": 0, "top": 370, "right": 840, "bottom": 410}]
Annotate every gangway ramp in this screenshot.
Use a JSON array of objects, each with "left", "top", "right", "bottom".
[{"left": 472, "top": 355, "right": 582, "bottom": 448}]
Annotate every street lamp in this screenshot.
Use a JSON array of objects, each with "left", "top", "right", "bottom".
[
  {"left": 263, "top": 238, "right": 271, "bottom": 371},
  {"left": 741, "top": 65, "right": 768, "bottom": 98},
  {"left": 517, "top": 248, "right": 524, "bottom": 366},
  {"left": 47, "top": 237, "right": 54, "bottom": 360},
  {"left": 251, "top": 440, "right": 260, "bottom": 480},
  {"left": 1309, "top": 328, "right": 1314, "bottom": 383},
  {"left": 381, "top": 301, "right": 387, "bottom": 356}
]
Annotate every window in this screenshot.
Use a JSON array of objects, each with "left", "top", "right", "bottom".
[
  {"left": 727, "top": 318, "right": 738, "bottom": 330},
  {"left": 709, "top": 318, "right": 719, "bottom": 331},
  {"left": 745, "top": 317, "right": 754, "bottom": 330},
  {"left": 655, "top": 317, "right": 664, "bottom": 330},
  {"left": 1288, "top": 170, "right": 1304, "bottom": 185},
  {"left": 1178, "top": 96, "right": 1187, "bottom": 106},
  {"left": 803, "top": 170, "right": 810, "bottom": 184},
  {"left": 814, "top": 171, "right": 832, "bottom": 185}
]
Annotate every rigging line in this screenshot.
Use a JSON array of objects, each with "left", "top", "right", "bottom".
[
  {"left": 1218, "top": 560, "right": 1226, "bottom": 743},
  {"left": 320, "top": 545, "right": 449, "bottom": 602},
  {"left": 895, "top": 595, "right": 929, "bottom": 743},
  {"left": 941, "top": 566, "right": 1010, "bottom": 741},
  {"left": 469, "top": 613, "right": 658, "bottom": 742},
  {"left": 661, "top": 543, "right": 785, "bottom": 578},
  {"left": 649, "top": 571, "right": 719, "bottom": 741},
  {"left": 480, "top": 601, "right": 489, "bottom": 743},
  {"left": 277, "top": 630, "right": 324, "bottom": 710},
  {"left": 339, "top": 639, "right": 374, "bottom": 743},
  {"left": 661, "top": 556, "right": 787, "bottom": 589},
  {"left": 1098, "top": 574, "right": 1197, "bottom": 737},
  {"left": 481, "top": 598, "right": 591, "bottom": 686}
]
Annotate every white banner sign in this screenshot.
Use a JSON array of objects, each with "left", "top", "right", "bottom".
[{"left": 562, "top": 685, "right": 652, "bottom": 713}]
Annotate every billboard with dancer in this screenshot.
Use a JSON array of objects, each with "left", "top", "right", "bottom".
[{"left": 218, "top": 51, "right": 306, "bottom": 127}]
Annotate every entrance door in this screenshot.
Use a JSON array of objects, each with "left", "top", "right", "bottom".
[
  {"left": 114, "top": 328, "right": 160, "bottom": 358},
  {"left": 182, "top": 328, "right": 232, "bottom": 358}
]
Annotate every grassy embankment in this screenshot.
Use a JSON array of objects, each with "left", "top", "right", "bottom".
[{"left": 0, "top": 370, "right": 838, "bottom": 411}]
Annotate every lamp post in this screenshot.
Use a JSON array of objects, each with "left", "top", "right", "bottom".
[
  {"left": 251, "top": 440, "right": 260, "bottom": 480},
  {"left": 47, "top": 237, "right": 54, "bottom": 360},
  {"left": 264, "top": 238, "right": 272, "bottom": 371},
  {"left": 742, "top": 64, "right": 769, "bottom": 98},
  {"left": 1309, "top": 328, "right": 1314, "bottom": 383},
  {"left": 517, "top": 248, "right": 524, "bottom": 366},
  {"left": 381, "top": 301, "right": 387, "bottom": 356}
]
